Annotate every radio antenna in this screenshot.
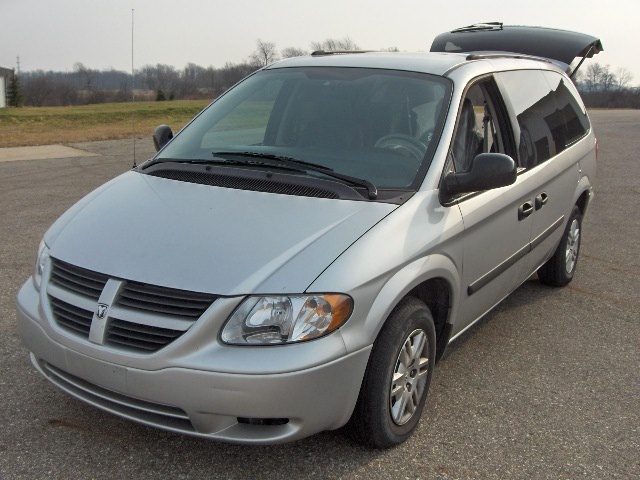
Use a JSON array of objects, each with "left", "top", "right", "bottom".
[{"left": 131, "top": 8, "right": 137, "bottom": 168}]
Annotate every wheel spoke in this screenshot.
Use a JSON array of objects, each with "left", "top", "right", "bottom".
[
  {"left": 391, "top": 391, "right": 410, "bottom": 423},
  {"left": 388, "top": 327, "right": 431, "bottom": 426},
  {"left": 398, "top": 339, "right": 412, "bottom": 367},
  {"left": 391, "top": 372, "right": 405, "bottom": 397},
  {"left": 416, "top": 356, "right": 429, "bottom": 377},
  {"left": 565, "top": 218, "right": 581, "bottom": 273},
  {"left": 410, "top": 388, "right": 420, "bottom": 411},
  {"left": 411, "top": 332, "right": 426, "bottom": 364}
]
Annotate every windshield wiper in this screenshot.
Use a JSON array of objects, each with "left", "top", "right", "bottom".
[
  {"left": 141, "top": 156, "right": 300, "bottom": 171},
  {"left": 213, "top": 151, "right": 378, "bottom": 200}
]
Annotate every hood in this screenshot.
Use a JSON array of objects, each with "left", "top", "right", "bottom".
[{"left": 46, "top": 171, "right": 397, "bottom": 295}]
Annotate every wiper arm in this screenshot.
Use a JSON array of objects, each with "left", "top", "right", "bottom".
[
  {"left": 213, "top": 151, "right": 378, "bottom": 200},
  {"left": 141, "top": 156, "right": 299, "bottom": 171}
]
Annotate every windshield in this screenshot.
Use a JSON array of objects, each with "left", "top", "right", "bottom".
[{"left": 157, "top": 67, "right": 451, "bottom": 191}]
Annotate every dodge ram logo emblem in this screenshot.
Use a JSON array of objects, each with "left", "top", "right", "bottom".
[{"left": 96, "top": 303, "right": 108, "bottom": 319}]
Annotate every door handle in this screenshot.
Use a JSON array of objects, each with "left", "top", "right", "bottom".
[
  {"left": 535, "top": 192, "right": 548, "bottom": 210},
  {"left": 518, "top": 201, "right": 534, "bottom": 221}
]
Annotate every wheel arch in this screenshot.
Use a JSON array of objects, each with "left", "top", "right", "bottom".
[
  {"left": 406, "top": 278, "right": 453, "bottom": 362},
  {"left": 349, "top": 254, "right": 460, "bottom": 362},
  {"left": 575, "top": 187, "right": 592, "bottom": 216}
]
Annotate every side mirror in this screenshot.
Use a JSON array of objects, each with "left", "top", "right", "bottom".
[
  {"left": 444, "top": 153, "right": 517, "bottom": 196},
  {"left": 153, "top": 125, "right": 174, "bottom": 152}
]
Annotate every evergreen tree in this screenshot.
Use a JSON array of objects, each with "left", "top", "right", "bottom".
[{"left": 7, "top": 71, "right": 24, "bottom": 107}]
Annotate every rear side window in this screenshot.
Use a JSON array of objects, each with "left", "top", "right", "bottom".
[{"left": 496, "top": 70, "right": 590, "bottom": 170}]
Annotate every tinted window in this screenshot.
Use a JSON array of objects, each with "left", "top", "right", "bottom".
[
  {"left": 542, "top": 71, "right": 590, "bottom": 147},
  {"left": 497, "top": 70, "right": 590, "bottom": 169}
]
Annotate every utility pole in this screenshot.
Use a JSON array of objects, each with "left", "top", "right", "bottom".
[{"left": 16, "top": 55, "right": 20, "bottom": 75}]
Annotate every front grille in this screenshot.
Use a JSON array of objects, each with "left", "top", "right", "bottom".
[
  {"left": 39, "top": 360, "right": 195, "bottom": 434},
  {"left": 117, "top": 281, "right": 216, "bottom": 319},
  {"left": 107, "top": 318, "right": 185, "bottom": 352},
  {"left": 46, "top": 259, "right": 217, "bottom": 353},
  {"left": 49, "top": 297, "right": 93, "bottom": 336},
  {"left": 50, "top": 259, "right": 109, "bottom": 300},
  {"left": 147, "top": 169, "right": 340, "bottom": 199}
]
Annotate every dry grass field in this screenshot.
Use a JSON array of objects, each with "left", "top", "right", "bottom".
[{"left": 0, "top": 100, "right": 210, "bottom": 148}]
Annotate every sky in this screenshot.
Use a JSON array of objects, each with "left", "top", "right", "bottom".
[{"left": 1, "top": 0, "right": 638, "bottom": 85}]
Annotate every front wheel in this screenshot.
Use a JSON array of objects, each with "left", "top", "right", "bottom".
[
  {"left": 538, "top": 205, "right": 583, "bottom": 287},
  {"left": 347, "top": 297, "right": 436, "bottom": 448}
]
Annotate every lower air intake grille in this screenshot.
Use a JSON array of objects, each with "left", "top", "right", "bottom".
[{"left": 38, "top": 360, "right": 195, "bottom": 434}]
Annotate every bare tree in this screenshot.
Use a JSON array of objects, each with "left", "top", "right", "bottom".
[
  {"left": 23, "top": 71, "right": 55, "bottom": 106},
  {"left": 381, "top": 46, "right": 399, "bottom": 52},
  {"left": 615, "top": 67, "right": 634, "bottom": 89},
  {"left": 310, "top": 36, "right": 359, "bottom": 52},
  {"left": 601, "top": 64, "right": 615, "bottom": 92},
  {"left": 585, "top": 63, "right": 605, "bottom": 91},
  {"left": 181, "top": 62, "right": 205, "bottom": 97},
  {"left": 140, "top": 65, "right": 159, "bottom": 91},
  {"left": 249, "top": 39, "right": 279, "bottom": 67},
  {"left": 74, "top": 62, "right": 96, "bottom": 90},
  {"left": 281, "top": 47, "right": 308, "bottom": 58}
]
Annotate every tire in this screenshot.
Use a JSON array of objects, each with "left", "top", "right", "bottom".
[
  {"left": 347, "top": 297, "right": 436, "bottom": 448},
  {"left": 538, "top": 205, "right": 583, "bottom": 287}
]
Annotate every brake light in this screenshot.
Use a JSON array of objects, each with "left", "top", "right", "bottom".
[{"left": 595, "top": 137, "right": 599, "bottom": 161}]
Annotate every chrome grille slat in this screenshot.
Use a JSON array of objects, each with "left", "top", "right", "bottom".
[
  {"left": 108, "top": 319, "right": 182, "bottom": 339},
  {"left": 107, "top": 318, "right": 182, "bottom": 351},
  {"left": 49, "top": 297, "right": 92, "bottom": 337},
  {"left": 48, "top": 258, "right": 217, "bottom": 353},
  {"left": 105, "top": 337, "right": 159, "bottom": 351},
  {"left": 122, "top": 282, "right": 215, "bottom": 303},
  {"left": 51, "top": 268, "right": 106, "bottom": 292},
  {"left": 53, "top": 259, "right": 110, "bottom": 283},
  {"left": 117, "top": 281, "right": 216, "bottom": 319},
  {"left": 50, "top": 259, "right": 109, "bottom": 300},
  {"left": 117, "top": 297, "right": 204, "bottom": 318},
  {"left": 55, "top": 319, "right": 91, "bottom": 335}
]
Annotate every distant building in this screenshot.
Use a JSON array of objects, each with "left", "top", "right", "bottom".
[{"left": 0, "top": 67, "right": 13, "bottom": 108}]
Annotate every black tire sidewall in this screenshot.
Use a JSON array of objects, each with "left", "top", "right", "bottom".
[
  {"left": 538, "top": 205, "right": 583, "bottom": 287},
  {"left": 361, "top": 297, "right": 436, "bottom": 446}
]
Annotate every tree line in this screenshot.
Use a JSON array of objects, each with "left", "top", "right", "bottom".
[{"left": 4, "top": 38, "right": 638, "bottom": 108}]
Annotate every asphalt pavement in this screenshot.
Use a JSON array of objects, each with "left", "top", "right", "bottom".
[{"left": 0, "top": 111, "right": 638, "bottom": 479}]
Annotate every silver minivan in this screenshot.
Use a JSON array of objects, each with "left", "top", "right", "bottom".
[{"left": 16, "top": 24, "right": 601, "bottom": 448}]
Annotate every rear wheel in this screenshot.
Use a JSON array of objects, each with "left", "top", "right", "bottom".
[
  {"left": 538, "top": 205, "right": 582, "bottom": 287},
  {"left": 348, "top": 297, "right": 436, "bottom": 448}
]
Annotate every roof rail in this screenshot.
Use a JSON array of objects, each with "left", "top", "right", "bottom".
[
  {"left": 466, "top": 52, "right": 558, "bottom": 65},
  {"left": 311, "top": 50, "right": 377, "bottom": 56},
  {"left": 464, "top": 52, "right": 569, "bottom": 75}
]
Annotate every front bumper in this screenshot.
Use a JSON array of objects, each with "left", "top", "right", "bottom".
[{"left": 16, "top": 280, "right": 371, "bottom": 444}]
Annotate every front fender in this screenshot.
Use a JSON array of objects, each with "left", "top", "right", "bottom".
[{"left": 308, "top": 190, "right": 464, "bottom": 354}]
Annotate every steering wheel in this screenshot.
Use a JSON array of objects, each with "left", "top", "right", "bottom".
[{"left": 374, "top": 134, "right": 427, "bottom": 161}]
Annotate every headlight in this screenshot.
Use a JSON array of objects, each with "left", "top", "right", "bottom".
[
  {"left": 33, "top": 240, "right": 50, "bottom": 290},
  {"left": 221, "top": 294, "right": 353, "bottom": 345}
]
